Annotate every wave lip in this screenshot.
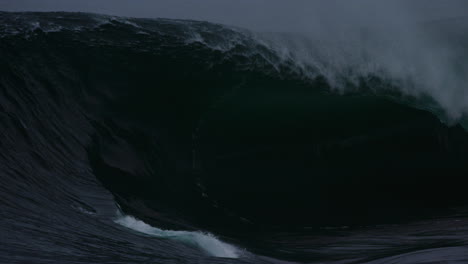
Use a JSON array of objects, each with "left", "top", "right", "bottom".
[{"left": 114, "top": 214, "right": 240, "bottom": 258}]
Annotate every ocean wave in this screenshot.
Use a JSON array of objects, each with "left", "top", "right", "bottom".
[{"left": 1, "top": 11, "right": 468, "bottom": 263}]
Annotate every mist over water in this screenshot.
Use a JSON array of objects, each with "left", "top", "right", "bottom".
[
  {"left": 5, "top": 0, "right": 467, "bottom": 124},
  {"left": 257, "top": 22, "right": 468, "bottom": 125}
]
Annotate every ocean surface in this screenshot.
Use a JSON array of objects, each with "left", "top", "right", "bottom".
[{"left": 1, "top": 11, "right": 468, "bottom": 263}]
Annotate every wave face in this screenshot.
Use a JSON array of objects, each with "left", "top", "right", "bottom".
[{"left": 1, "top": 11, "right": 468, "bottom": 263}]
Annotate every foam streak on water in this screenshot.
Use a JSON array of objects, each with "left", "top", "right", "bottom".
[{"left": 114, "top": 214, "right": 240, "bottom": 258}]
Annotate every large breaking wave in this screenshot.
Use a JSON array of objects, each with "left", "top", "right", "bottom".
[{"left": 1, "top": 11, "right": 468, "bottom": 263}]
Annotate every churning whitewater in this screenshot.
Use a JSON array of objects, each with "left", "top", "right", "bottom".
[
  {"left": 115, "top": 213, "right": 240, "bottom": 258},
  {"left": 1, "top": 11, "right": 468, "bottom": 264}
]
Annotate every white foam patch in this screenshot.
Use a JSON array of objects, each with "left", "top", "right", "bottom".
[{"left": 114, "top": 214, "right": 239, "bottom": 258}]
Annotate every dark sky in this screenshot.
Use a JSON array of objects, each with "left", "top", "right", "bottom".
[{"left": 1, "top": 0, "right": 467, "bottom": 31}]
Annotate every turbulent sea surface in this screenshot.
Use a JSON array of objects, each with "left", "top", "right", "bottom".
[{"left": 1, "top": 11, "right": 468, "bottom": 263}]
